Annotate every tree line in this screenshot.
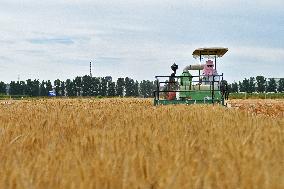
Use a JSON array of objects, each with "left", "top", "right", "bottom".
[
  {"left": 0, "top": 75, "right": 283, "bottom": 97},
  {"left": 228, "top": 76, "right": 284, "bottom": 93},
  {"left": 0, "top": 76, "right": 156, "bottom": 98}
]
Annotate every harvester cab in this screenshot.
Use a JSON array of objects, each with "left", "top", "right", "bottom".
[{"left": 154, "top": 47, "right": 229, "bottom": 105}]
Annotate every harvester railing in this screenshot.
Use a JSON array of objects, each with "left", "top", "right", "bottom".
[{"left": 153, "top": 74, "right": 225, "bottom": 105}]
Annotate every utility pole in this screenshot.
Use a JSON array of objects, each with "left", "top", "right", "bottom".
[{"left": 90, "top": 62, "right": 92, "bottom": 77}]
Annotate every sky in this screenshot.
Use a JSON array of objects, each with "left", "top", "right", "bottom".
[{"left": 0, "top": 0, "right": 283, "bottom": 83}]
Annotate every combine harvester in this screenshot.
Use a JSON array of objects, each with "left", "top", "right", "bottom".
[{"left": 154, "top": 47, "right": 229, "bottom": 106}]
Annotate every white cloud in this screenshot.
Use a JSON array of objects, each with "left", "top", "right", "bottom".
[{"left": 0, "top": 0, "right": 283, "bottom": 83}]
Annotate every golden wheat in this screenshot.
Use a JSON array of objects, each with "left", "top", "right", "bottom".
[
  {"left": 229, "top": 99, "right": 284, "bottom": 118},
  {"left": 0, "top": 98, "right": 283, "bottom": 189}
]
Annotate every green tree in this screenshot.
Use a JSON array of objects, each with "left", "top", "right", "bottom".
[
  {"left": 278, "top": 78, "right": 284, "bottom": 92},
  {"left": 91, "top": 77, "right": 100, "bottom": 96},
  {"left": 19, "top": 81, "right": 27, "bottom": 95},
  {"left": 100, "top": 77, "right": 108, "bottom": 96},
  {"left": 9, "top": 81, "right": 18, "bottom": 95},
  {"left": 10, "top": 81, "right": 26, "bottom": 95},
  {"left": 107, "top": 82, "right": 116, "bottom": 96},
  {"left": 140, "top": 80, "right": 146, "bottom": 97},
  {"left": 7, "top": 81, "right": 26, "bottom": 95},
  {"left": 65, "top": 79, "right": 76, "bottom": 96},
  {"left": 46, "top": 80, "right": 53, "bottom": 94},
  {"left": 256, "top": 76, "right": 266, "bottom": 93},
  {"left": 248, "top": 77, "right": 255, "bottom": 93},
  {"left": 26, "top": 79, "right": 33, "bottom": 96},
  {"left": 82, "top": 75, "right": 92, "bottom": 96},
  {"left": 230, "top": 82, "right": 238, "bottom": 93},
  {"left": 267, "top": 78, "right": 277, "bottom": 92},
  {"left": 140, "top": 80, "right": 154, "bottom": 97},
  {"left": 227, "top": 84, "right": 232, "bottom": 93},
  {"left": 116, "top": 78, "right": 125, "bottom": 97},
  {"left": 39, "top": 81, "right": 47, "bottom": 96},
  {"left": 240, "top": 78, "right": 249, "bottom": 92},
  {"left": 25, "top": 79, "right": 40, "bottom": 96},
  {"left": 238, "top": 81, "right": 243, "bottom": 92},
  {"left": 0, "top": 81, "right": 6, "bottom": 94},
  {"left": 32, "top": 80, "right": 40, "bottom": 96},
  {"left": 125, "top": 77, "right": 135, "bottom": 97},
  {"left": 74, "top": 76, "right": 82, "bottom": 96},
  {"left": 134, "top": 81, "right": 139, "bottom": 97},
  {"left": 54, "top": 79, "right": 61, "bottom": 96},
  {"left": 60, "top": 81, "right": 66, "bottom": 96}
]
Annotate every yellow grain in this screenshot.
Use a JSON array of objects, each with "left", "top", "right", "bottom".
[{"left": 0, "top": 98, "right": 283, "bottom": 189}]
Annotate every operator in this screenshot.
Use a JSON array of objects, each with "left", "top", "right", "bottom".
[{"left": 167, "top": 63, "right": 178, "bottom": 100}]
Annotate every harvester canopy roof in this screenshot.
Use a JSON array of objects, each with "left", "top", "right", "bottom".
[{"left": 192, "top": 47, "right": 228, "bottom": 58}]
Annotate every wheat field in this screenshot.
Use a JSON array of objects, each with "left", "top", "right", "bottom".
[{"left": 0, "top": 98, "right": 283, "bottom": 189}]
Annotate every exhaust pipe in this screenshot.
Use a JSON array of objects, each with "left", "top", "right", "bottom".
[{"left": 183, "top": 64, "right": 204, "bottom": 72}]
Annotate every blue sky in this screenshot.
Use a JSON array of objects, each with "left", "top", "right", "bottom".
[{"left": 0, "top": 0, "right": 283, "bottom": 83}]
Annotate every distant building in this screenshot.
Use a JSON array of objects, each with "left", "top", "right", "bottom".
[{"left": 48, "top": 91, "right": 56, "bottom": 97}]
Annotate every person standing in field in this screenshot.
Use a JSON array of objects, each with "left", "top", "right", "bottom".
[
  {"left": 221, "top": 81, "right": 229, "bottom": 100},
  {"left": 225, "top": 83, "right": 230, "bottom": 100}
]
